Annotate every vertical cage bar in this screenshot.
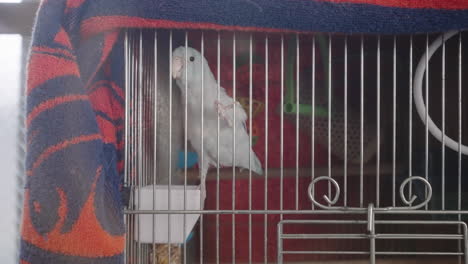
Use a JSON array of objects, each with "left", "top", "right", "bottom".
[
  {"left": 183, "top": 30, "right": 188, "bottom": 264},
  {"left": 295, "top": 33, "right": 300, "bottom": 210},
  {"left": 200, "top": 31, "right": 205, "bottom": 264},
  {"left": 376, "top": 35, "right": 381, "bottom": 207},
  {"left": 216, "top": 31, "right": 221, "bottom": 264},
  {"left": 311, "top": 35, "right": 316, "bottom": 210},
  {"left": 126, "top": 31, "right": 131, "bottom": 263},
  {"left": 148, "top": 45, "right": 153, "bottom": 189},
  {"left": 458, "top": 32, "right": 463, "bottom": 215},
  {"left": 124, "top": 29, "right": 129, "bottom": 196},
  {"left": 425, "top": 34, "right": 429, "bottom": 210},
  {"left": 343, "top": 35, "right": 348, "bottom": 207},
  {"left": 392, "top": 35, "right": 397, "bottom": 207},
  {"left": 132, "top": 32, "right": 138, "bottom": 263},
  {"left": 441, "top": 32, "right": 446, "bottom": 210},
  {"left": 124, "top": 29, "right": 129, "bottom": 262},
  {"left": 152, "top": 30, "right": 158, "bottom": 263},
  {"left": 168, "top": 29, "right": 173, "bottom": 264},
  {"left": 133, "top": 31, "right": 139, "bottom": 262},
  {"left": 328, "top": 34, "right": 332, "bottom": 203},
  {"left": 129, "top": 31, "right": 135, "bottom": 263},
  {"left": 138, "top": 29, "right": 143, "bottom": 262},
  {"left": 144, "top": 30, "right": 150, "bottom": 264},
  {"left": 126, "top": 31, "right": 131, "bottom": 264},
  {"left": 133, "top": 39, "right": 137, "bottom": 263},
  {"left": 264, "top": 34, "right": 269, "bottom": 264},
  {"left": 408, "top": 35, "right": 413, "bottom": 200},
  {"left": 360, "top": 35, "right": 364, "bottom": 207},
  {"left": 143, "top": 32, "right": 149, "bottom": 190},
  {"left": 232, "top": 32, "right": 237, "bottom": 264},
  {"left": 458, "top": 32, "right": 463, "bottom": 264},
  {"left": 248, "top": 33, "right": 253, "bottom": 264},
  {"left": 280, "top": 35, "right": 284, "bottom": 220}
]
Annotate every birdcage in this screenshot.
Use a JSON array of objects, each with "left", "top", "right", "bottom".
[{"left": 123, "top": 28, "right": 468, "bottom": 264}]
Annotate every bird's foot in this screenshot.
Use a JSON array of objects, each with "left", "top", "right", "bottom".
[{"left": 214, "top": 100, "right": 235, "bottom": 127}]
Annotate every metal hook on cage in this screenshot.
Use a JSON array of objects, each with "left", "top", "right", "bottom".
[
  {"left": 307, "top": 176, "right": 344, "bottom": 210},
  {"left": 307, "top": 176, "right": 365, "bottom": 210},
  {"left": 307, "top": 176, "right": 433, "bottom": 210},
  {"left": 398, "top": 176, "right": 432, "bottom": 210}
]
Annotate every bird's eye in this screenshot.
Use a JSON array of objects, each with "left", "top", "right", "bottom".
[{"left": 189, "top": 56, "right": 195, "bottom": 62}]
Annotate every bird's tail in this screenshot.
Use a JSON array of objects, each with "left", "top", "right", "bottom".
[{"left": 251, "top": 151, "right": 263, "bottom": 175}]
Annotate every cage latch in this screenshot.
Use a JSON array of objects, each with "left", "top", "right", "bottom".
[{"left": 367, "top": 203, "right": 376, "bottom": 264}]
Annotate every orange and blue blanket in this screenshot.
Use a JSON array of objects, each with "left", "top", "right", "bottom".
[{"left": 21, "top": 0, "right": 468, "bottom": 263}]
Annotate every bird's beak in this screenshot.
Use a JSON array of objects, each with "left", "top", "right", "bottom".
[{"left": 172, "top": 56, "right": 183, "bottom": 79}]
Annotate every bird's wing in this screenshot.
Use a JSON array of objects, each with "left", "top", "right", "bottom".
[{"left": 218, "top": 89, "right": 248, "bottom": 127}]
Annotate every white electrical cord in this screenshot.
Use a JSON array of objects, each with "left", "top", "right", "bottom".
[{"left": 413, "top": 30, "right": 468, "bottom": 155}]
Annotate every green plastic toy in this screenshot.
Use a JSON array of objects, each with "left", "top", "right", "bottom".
[
  {"left": 284, "top": 34, "right": 329, "bottom": 117},
  {"left": 234, "top": 34, "right": 330, "bottom": 118}
]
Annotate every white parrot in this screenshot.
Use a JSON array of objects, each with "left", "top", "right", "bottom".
[{"left": 171, "top": 46, "right": 263, "bottom": 203}]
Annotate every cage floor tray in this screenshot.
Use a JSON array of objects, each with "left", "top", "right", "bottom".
[{"left": 134, "top": 185, "right": 201, "bottom": 244}]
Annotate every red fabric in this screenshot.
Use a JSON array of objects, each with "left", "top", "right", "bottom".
[
  {"left": 80, "top": 17, "right": 312, "bottom": 40},
  {"left": 27, "top": 53, "right": 80, "bottom": 95}
]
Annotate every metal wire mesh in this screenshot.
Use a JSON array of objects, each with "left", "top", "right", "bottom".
[{"left": 124, "top": 29, "right": 468, "bottom": 264}]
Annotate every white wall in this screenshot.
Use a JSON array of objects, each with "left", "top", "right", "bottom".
[{"left": 0, "top": 34, "right": 22, "bottom": 264}]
